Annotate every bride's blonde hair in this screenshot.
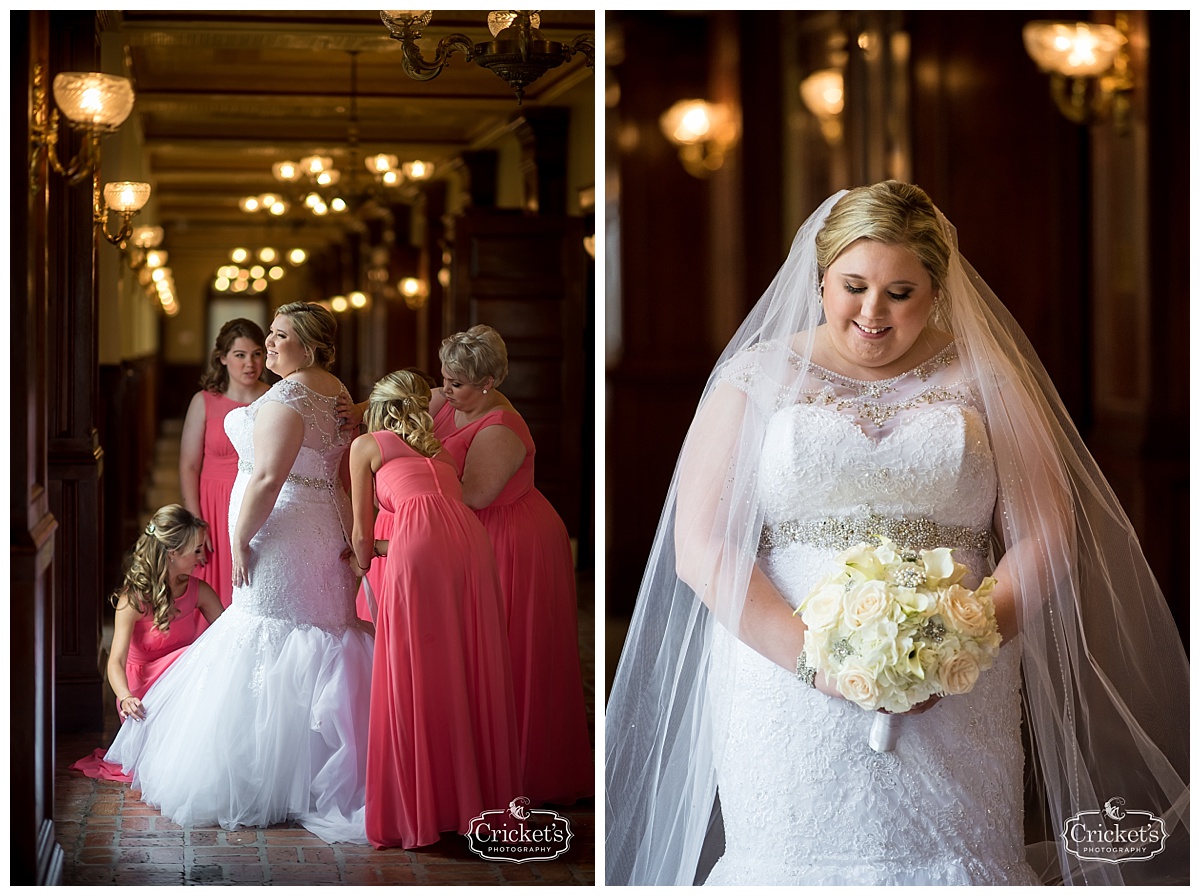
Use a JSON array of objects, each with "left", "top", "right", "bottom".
[{"left": 364, "top": 370, "right": 442, "bottom": 459}]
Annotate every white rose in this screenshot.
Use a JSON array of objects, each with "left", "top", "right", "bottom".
[
  {"left": 938, "top": 650, "right": 981, "bottom": 695},
  {"left": 836, "top": 659, "right": 881, "bottom": 709},
  {"left": 843, "top": 580, "right": 892, "bottom": 630},
  {"left": 940, "top": 585, "right": 989, "bottom": 637},
  {"left": 800, "top": 583, "right": 844, "bottom": 631}
]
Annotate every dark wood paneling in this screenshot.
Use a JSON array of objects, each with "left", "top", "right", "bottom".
[
  {"left": 450, "top": 209, "right": 586, "bottom": 541},
  {"left": 11, "top": 9, "right": 65, "bottom": 885}
]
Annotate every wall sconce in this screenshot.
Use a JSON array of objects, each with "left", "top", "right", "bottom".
[
  {"left": 130, "top": 225, "right": 163, "bottom": 250},
  {"left": 800, "top": 68, "right": 845, "bottom": 144},
  {"left": 658, "top": 99, "right": 741, "bottom": 178},
  {"left": 29, "top": 65, "right": 135, "bottom": 191},
  {"left": 379, "top": 10, "right": 594, "bottom": 105},
  {"left": 1023, "top": 17, "right": 1133, "bottom": 127},
  {"left": 398, "top": 276, "right": 429, "bottom": 310},
  {"left": 96, "top": 180, "right": 152, "bottom": 246}
]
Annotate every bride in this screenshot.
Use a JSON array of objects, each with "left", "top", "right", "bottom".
[
  {"left": 604, "top": 182, "right": 1189, "bottom": 885},
  {"left": 106, "top": 301, "right": 373, "bottom": 843}
]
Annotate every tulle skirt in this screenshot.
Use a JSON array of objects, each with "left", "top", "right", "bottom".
[{"left": 105, "top": 603, "right": 373, "bottom": 843}]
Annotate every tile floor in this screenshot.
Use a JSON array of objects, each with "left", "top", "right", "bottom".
[
  {"left": 54, "top": 420, "right": 596, "bottom": 885},
  {"left": 54, "top": 585, "right": 596, "bottom": 886}
]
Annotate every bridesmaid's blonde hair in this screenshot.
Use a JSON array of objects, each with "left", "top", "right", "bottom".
[
  {"left": 111, "top": 504, "right": 207, "bottom": 632},
  {"left": 365, "top": 370, "right": 442, "bottom": 459}
]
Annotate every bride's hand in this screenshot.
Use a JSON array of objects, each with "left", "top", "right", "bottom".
[{"left": 231, "top": 542, "right": 251, "bottom": 587}]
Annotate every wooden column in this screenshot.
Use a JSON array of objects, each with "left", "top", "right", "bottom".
[
  {"left": 511, "top": 107, "right": 570, "bottom": 215},
  {"left": 48, "top": 10, "right": 106, "bottom": 733},
  {"left": 12, "top": 10, "right": 64, "bottom": 885}
]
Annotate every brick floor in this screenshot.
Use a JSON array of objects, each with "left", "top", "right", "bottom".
[{"left": 55, "top": 579, "right": 597, "bottom": 886}]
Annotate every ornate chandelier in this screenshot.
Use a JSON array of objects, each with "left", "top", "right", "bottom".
[{"left": 379, "top": 10, "right": 594, "bottom": 104}]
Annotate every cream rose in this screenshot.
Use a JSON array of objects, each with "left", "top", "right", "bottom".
[
  {"left": 940, "top": 585, "right": 989, "bottom": 636},
  {"left": 843, "top": 580, "right": 892, "bottom": 630},
  {"left": 800, "top": 583, "right": 844, "bottom": 632},
  {"left": 938, "top": 650, "right": 981, "bottom": 695},
  {"left": 836, "top": 659, "right": 881, "bottom": 709}
]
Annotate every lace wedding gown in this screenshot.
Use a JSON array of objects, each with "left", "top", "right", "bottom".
[
  {"left": 703, "top": 342, "right": 1040, "bottom": 885},
  {"left": 106, "top": 379, "right": 373, "bottom": 843}
]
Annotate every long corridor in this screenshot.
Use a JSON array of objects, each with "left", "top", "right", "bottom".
[{"left": 53, "top": 419, "right": 596, "bottom": 885}]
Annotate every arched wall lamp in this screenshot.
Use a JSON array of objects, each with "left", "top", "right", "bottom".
[
  {"left": 1023, "top": 16, "right": 1134, "bottom": 127},
  {"left": 659, "top": 99, "right": 741, "bottom": 179},
  {"left": 29, "top": 65, "right": 152, "bottom": 246},
  {"left": 379, "top": 10, "right": 594, "bottom": 105}
]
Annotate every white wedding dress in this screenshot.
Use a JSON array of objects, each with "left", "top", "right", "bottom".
[
  {"left": 703, "top": 341, "right": 1041, "bottom": 885},
  {"left": 106, "top": 379, "right": 373, "bottom": 843}
]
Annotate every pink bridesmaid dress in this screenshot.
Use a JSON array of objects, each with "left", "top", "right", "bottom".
[
  {"left": 197, "top": 390, "right": 248, "bottom": 609},
  {"left": 355, "top": 434, "right": 404, "bottom": 624},
  {"left": 364, "top": 431, "right": 521, "bottom": 849},
  {"left": 433, "top": 403, "right": 593, "bottom": 807},
  {"left": 70, "top": 576, "right": 206, "bottom": 782}
]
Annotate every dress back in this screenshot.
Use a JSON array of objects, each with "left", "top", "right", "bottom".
[{"left": 432, "top": 404, "right": 535, "bottom": 507}]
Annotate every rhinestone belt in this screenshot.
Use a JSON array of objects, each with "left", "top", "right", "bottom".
[
  {"left": 758, "top": 512, "right": 991, "bottom": 556},
  {"left": 238, "top": 459, "right": 334, "bottom": 490}
]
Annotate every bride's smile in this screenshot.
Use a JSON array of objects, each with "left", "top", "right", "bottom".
[{"left": 819, "top": 238, "right": 940, "bottom": 378}]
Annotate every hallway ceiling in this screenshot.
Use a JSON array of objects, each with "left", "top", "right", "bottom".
[{"left": 108, "top": 10, "right": 595, "bottom": 258}]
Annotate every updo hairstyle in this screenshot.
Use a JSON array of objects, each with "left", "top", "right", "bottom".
[
  {"left": 365, "top": 369, "right": 443, "bottom": 459},
  {"left": 438, "top": 325, "right": 509, "bottom": 387},
  {"left": 274, "top": 301, "right": 337, "bottom": 370},
  {"left": 815, "top": 181, "right": 951, "bottom": 293}
]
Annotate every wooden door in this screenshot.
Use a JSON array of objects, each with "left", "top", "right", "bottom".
[{"left": 449, "top": 208, "right": 587, "bottom": 544}]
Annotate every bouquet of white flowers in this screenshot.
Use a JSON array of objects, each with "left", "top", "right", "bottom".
[{"left": 795, "top": 535, "right": 1002, "bottom": 751}]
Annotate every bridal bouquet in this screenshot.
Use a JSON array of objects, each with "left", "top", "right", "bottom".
[{"left": 795, "top": 536, "right": 1002, "bottom": 751}]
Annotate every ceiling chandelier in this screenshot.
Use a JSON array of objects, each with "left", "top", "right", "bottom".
[
  {"left": 379, "top": 10, "right": 594, "bottom": 104},
  {"left": 240, "top": 51, "right": 435, "bottom": 219}
]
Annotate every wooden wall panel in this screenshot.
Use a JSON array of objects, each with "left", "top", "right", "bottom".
[
  {"left": 11, "top": 9, "right": 65, "bottom": 885},
  {"left": 450, "top": 209, "right": 586, "bottom": 540}
]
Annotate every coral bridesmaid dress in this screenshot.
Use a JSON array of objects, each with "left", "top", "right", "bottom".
[
  {"left": 354, "top": 433, "right": 404, "bottom": 624},
  {"left": 433, "top": 404, "right": 593, "bottom": 807},
  {"left": 70, "top": 576, "right": 206, "bottom": 782},
  {"left": 197, "top": 390, "right": 248, "bottom": 609},
  {"left": 365, "top": 431, "right": 521, "bottom": 849}
]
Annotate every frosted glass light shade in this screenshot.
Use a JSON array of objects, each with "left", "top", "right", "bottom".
[
  {"left": 488, "top": 11, "right": 540, "bottom": 37},
  {"left": 131, "top": 225, "right": 163, "bottom": 248},
  {"left": 380, "top": 10, "right": 432, "bottom": 29},
  {"left": 52, "top": 72, "right": 135, "bottom": 129},
  {"left": 366, "top": 153, "right": 399, "bottom": 174},
  {"left": 1023, "top": 21, "right": 1124, "bottom": 77},
  {"left": 103, "top": 181, "right": 151, "bottom": 212}
]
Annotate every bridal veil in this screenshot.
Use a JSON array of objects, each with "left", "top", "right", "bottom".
[{"left": 604, "top": 185, "right": 1189, "bottom": 885}]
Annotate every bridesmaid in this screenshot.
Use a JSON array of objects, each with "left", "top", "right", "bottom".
[
  {"left": 431, "top": 326, "right": 592, "bottom": 807},
  {"left": 71, "top": 505, "right": 224, "bottom": 781},
  {"left": 349, "top": 370, "right": 520, "bottom": 849},
  {"left": 354, "top": 367, "right": 439, "bottom": 625},
  {"left": 179, "top": 318, "right": 269, "bottom": 609}
]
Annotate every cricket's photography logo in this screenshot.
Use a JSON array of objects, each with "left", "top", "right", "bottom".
[
  {"left": 466, "top": 797, "right": 573, "bottom": 863},
  {"left": 1062, "top": 797, "right": 1168, "bottom": 864}
]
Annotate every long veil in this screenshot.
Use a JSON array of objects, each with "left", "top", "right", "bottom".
[{"left": 603, "top": 189, "right": 1189, "bottom": 885}]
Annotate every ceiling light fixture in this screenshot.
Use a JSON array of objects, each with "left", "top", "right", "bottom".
[{"left": 380, "top": 10, "right": 594, "bottom": 105}]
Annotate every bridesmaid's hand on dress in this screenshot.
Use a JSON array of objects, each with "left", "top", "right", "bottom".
[
  {"left": 231, "top": 541, "right": 251, "bottom": 587},
  {"left": 120, "top": 695, "right": 146, "bottom": 722},
  {"left": 335, "top": 394, "right": 365, "bottom": 433}
]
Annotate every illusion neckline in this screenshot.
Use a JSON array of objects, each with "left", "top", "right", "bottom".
[
  {"left": 791, "top": 340, "right": 958, "bottom": 387},
  {"left": 277, "top": 377, "right": 345, "bottom": 402}
]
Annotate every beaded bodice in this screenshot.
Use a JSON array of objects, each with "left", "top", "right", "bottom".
[
  {"left": 224, "top": 379, "right": 357, "bottom": 631},
  {"left": 705, "top": 339, "right": 1034, "bottom": 885},
  {"left": 721, "top": 340, "right": 997, "bottom": 579}
]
